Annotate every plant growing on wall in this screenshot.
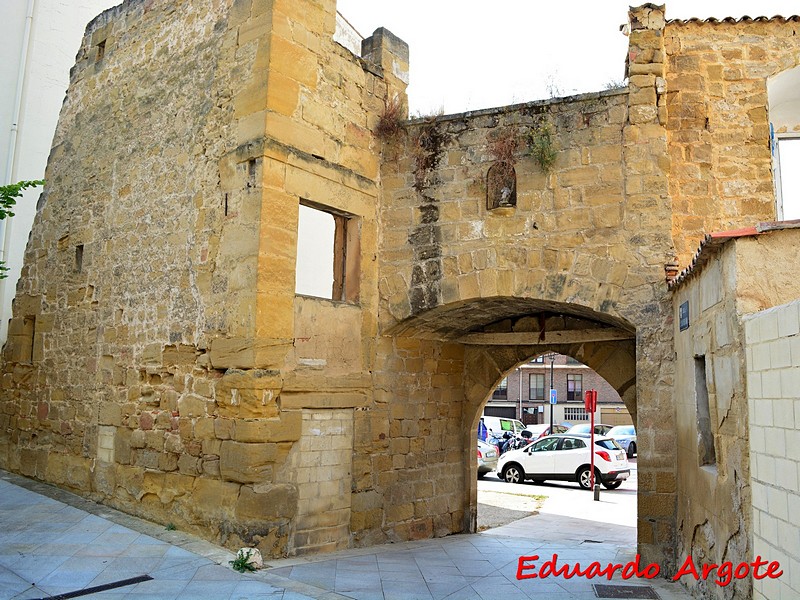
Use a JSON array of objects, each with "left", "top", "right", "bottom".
[
  {"left": 0, "top": 179, "right": 44, "bottom": 278},
  {"left": 488, "top": 128, "right": 519, "bottom": 176},
  {"left": 527, "top": 122, "right": 557, "bottom": 173},
  {"left": 487, "top": 127, "right": 519, "bottom": 209},
  {"left": 375, "top": 95, "right": 405, "bottom": 141}
]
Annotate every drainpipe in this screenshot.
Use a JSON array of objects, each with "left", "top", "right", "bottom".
[{"left": 0, "top": 0, "right": 36, "bottom": 321}]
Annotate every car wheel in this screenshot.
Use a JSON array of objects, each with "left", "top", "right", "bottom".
[
  {"left": 577, "top": 467, "right": 599, "bottom": 490},
  {"left": 502, "top": 464, "right": 524, "bottom": 484},
  {"left": 627, "top": 443, "right": 636, "bottom": 458},
  {"left": 603, "top": 480, "right": 622, "bottom": 489},
  {"left": 477, "top": 471, "right": 486, "bottom": 479}
]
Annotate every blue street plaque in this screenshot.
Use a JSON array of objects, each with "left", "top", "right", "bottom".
[{"left": 550, "top": 389, "right": 557, "bottom": 405}]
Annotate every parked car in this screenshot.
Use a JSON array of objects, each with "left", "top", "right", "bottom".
[
  {"left": 607, "top": 425, "right": 637, "bottom": 458},
  {"left": 523, "top": 423, "right": 568, "bottom": 440},
  {"left": 565, "top": 423, "right": 614, "bottom": 436},
  {"left": 481, "top": 416, "right": 527, "bottom": 437},
  {"left": 497, "top": 434, "right": 630, "bottom": 490},
  {"left": 477, "top": 439, "right": 499, "bottom": 478}
]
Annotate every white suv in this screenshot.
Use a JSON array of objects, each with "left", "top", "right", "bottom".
[{"left": 497, "top": 434, "right": 630, "bottom": 490}]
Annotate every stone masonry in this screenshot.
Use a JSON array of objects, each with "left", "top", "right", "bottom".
[{"left": 1, "top": 4, "right": 800, "bottom": 595}]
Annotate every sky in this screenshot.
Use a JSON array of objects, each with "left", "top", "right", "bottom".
[{"left": 336, "top": 1, "right": 800, "bottom": 116}]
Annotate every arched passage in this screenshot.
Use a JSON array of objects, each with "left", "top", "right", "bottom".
[{"left": 377, "top": 296, "right": 637, "bottom": 537}]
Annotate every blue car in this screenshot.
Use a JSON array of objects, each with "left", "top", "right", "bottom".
[{"left": 607, "top": 425, "right": 637, "bottom": 458}]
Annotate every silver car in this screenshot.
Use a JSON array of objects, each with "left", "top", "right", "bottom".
[
  {"left": 477, "top": 439, "right": 498, "bottom": 478},
  {"left": 607, "top": 425, "right": 637, "bottom": 458}
]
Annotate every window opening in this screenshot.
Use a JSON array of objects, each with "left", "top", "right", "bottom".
[
  {"left": 295, "top": 201, "right": 360, "bottom": 302},
  {"left": 529, "top": 373, "right": 545, "bottom": 400},
  {"left": 21, "top": 316, "right": 35, "bottom": 363},
  {"left": 565, "top": 406, "right": 589, "bottom": 421},
  {"left": 75, "top": 245, "right": 84, "bottom": 272},
  {"left": 492, "top": 377, "right": 508, "bottom": 400},
  {"left": 695, "top": 355, "right": 716, "bottom": 466},
  {"left": 96, "top": 40, "right": 106, "bottom": 61},
  {"left": 774, "top": 137, "right": 800, "bottom": 220},
  {"left": 566, "top": 373, "right": 583, "bottom": 402}
]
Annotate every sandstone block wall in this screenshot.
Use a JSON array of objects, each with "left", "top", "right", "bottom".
[
  {"left": 2, "top": 0, "right": 800, "bottom": 578},
  {"left": 0, "top": 0, "right": 406, "bottom": 558},
  {"left": 664, "top": 17, "right": 800, "bottom": 262}
]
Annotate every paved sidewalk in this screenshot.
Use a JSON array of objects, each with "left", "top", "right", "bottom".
[{"left": 0, "top": 470, "right": 693, "bottom": 599}]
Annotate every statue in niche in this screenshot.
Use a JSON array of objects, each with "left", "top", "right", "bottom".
[{"left": 487, "top": 163, "right": 517, "bottom": 210}]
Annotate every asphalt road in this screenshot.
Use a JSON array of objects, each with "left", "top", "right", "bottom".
[{"left": 477, "top": 458, "right": 638, "bottom": 530}]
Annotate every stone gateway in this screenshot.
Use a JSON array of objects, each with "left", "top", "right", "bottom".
[{"left": 3, "top": 2, "right": 800, "bottom": 598}]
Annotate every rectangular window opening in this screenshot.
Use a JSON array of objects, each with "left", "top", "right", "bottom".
[
  {"left": 247, "top": 158, "right": 257, "bottom": 187},
  {"left": 774, "top": 137, "right": 800, "bottom": 220},
  {"left": 96, "top": 40, "right": 106, "bottom": 61},
  {"left": 295, "top": 201, "right": 360, "bottom": 302},
  {"left": 75, "top": 244, "right": 84, "bottom": 272},
  {"left": 567, "top": 374, "right": 583, "bottom": 402},
  {"left": 695, "top": 355, "right": 716, "bottom": 466},
  {"left": 22, "top": 316, "right": 35, "bottom": 364},
  {"left": 529, "top": 373, "right": 545, "bottom": 401},
  {"left": 492, "top": 377, "right": 508, "bottom": 400}
]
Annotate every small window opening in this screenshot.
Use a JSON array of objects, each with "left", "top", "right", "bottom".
[
  {"left": 96, "top": 40, "right": 106, "bottom": 61},
  {"left": 295, "top": 201, "right": 360, "bottom": 302},
  {"left": 695, "top": 355, "right": 716, "bottom": 466},
  {"left": 247, "top": 158, "right": 257, "bottom": 187},
  {"left": 21, "top": 316, "right": 35, "bottom": 363},
  {"left": 75, "top": 245, "right": 84, "bottom": 272},
  {"left": 492, "top": 377, "right": 508, "bottom": 399},
  {"left": 224, "top": 193, "right": 229, "bottom": 216}
]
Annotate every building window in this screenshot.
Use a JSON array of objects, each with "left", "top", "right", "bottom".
[
  {"left": 567, "top": 374, "right": 582, "bottom": 402},
  {"left": 529, "top": 373, "right": 545, "bottom": 400},
  {"left": 564, "top": 407, "right": 588, "bottom": 421},
  {"left": 530, "top": 356, "right": 544, "bottom": 363},
  {"left": 774, "top": 137, "right": 800, "bottom": 220},
  {"left": 695, "top": 355, "right": 716, "bottom": 466},
  {"left": 566, "top": 356, "right": 582, "bottom": 365},
  {"left": 295, "top": 201, "right": 360, "bottom": 302},
  {"left": 492, "top": 377, "right": 508, "bottom": 400}
]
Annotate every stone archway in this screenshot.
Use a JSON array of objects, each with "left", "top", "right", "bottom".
[{"left": 359, "top": 296, "right": 652, "bottom": 558}]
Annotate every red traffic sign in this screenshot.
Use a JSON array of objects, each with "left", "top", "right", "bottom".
[{"left": 584, "top": 389, "right": 597, "bottom": 413}]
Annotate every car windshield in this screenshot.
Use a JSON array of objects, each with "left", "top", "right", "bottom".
[
  {"left": 609, "top": 426, "right": 634, "bottom": 436},
  {"left": 595, "top": 439, "right": 624, "bottom": 450}
]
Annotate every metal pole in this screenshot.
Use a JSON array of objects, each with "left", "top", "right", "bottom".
[
  {"left": 518, "top": 367, "right": 523, "bottom": 422},
  {"left": 549, "top": 355, "right": 555, "bottom": 432}
]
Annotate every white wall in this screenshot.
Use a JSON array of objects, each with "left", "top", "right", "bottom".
[
  {"left": 745, "top": 299, "right": 800, "bottom": 600},
  {"left": 0, "top": 0, "right": 119, "bottom": 344}
]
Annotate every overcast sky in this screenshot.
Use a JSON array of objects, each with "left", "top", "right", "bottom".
[{"left": 336, "top": 1, "right": 800, "bottom": 115}]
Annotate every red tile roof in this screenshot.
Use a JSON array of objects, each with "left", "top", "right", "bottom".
[{"left": 668, "top": 220, "right": 800, "bottom": 290}]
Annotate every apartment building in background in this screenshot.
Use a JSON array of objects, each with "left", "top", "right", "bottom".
[{"left": 484, "top": 353, "right": 632, "bottom": 426}]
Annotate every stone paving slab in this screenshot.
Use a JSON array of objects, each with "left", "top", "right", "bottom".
[{"left": 0, "top": 470, "right": 694, "bottom": 599}]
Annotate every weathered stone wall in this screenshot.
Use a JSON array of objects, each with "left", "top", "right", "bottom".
[
  {"left": 672, "top": 244, "right": 751, "bottom": 600},
  {"left": 664, "top": 17, "right": 800, "bottom": 263},
  {"left": 0, "top": 0, "right": 405, "bottom": 558},
  {"left": 671, "top": 228, "right": 800, "bottom": 599},
  {"left": 374, "top": 7, "right": 679, "bottom": 562},
  {"left": 3, "top": 0, "right": 800, "bottom": 577}
]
